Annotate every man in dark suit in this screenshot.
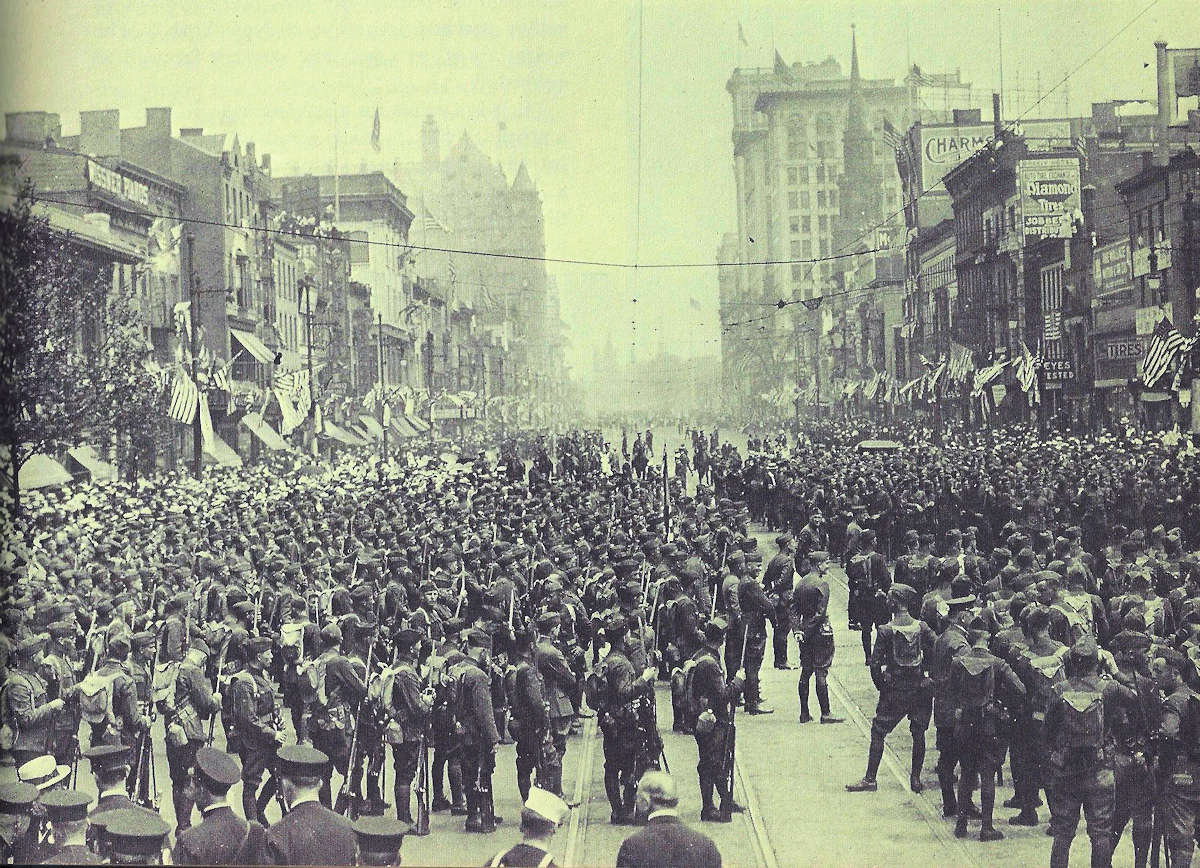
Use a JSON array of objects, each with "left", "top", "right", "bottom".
[
  {"left": 265, "top": 744, "right": 357, "bottom": 866},
  {"left": 616, "top": 771, "right": 722, "bottom": 868},
  {"left": 172, "top": 747, "right": 268, "bottom": 865}
]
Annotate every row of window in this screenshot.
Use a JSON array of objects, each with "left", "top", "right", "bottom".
[
  {"left": 224, "top": 181, "right": 257, "bottom": 228},
  {"left": 787, "top": 164, "right": 840, "bottom": 185}
]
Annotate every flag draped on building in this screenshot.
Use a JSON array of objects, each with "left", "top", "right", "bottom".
[
  {"left": 948, "top": 343, "right": 975, "bottom": 384},
  {"left": 168, "top": 372, "right": 198, "bottom": 425},
  {"left": 1015, "top": 340, "right": 1042, "bottom": 403},
  {"left": 972, "top": 359, "right": 1008, "bottom": 397},
  {"left": 1140, "top": 316, "right": 1187, "bottom": 388}
]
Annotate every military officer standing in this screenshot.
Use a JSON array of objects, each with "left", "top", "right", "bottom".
[
  {"left": 459, "top": 629, "right": 502, "bottom": 833},
  {"left": 383, "top": 628, "right": 432, "bottom": 828},
  {"left": 792, "top": 552, "right": 843, "bottom": 724}
]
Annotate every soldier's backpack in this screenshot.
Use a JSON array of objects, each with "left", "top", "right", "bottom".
[
  {"left": 1025, "top": 649, "right": 1068, "bottom": 721},
  {"left": 1059, "top": 685, "right": 1105, "bottom": 754},
  {"left": 369, "top": 664, "right": 406, "bottom": 744},
  {"left": 891, "top": 622, "right": 924, "bottom": 675},
  {"left": 151, "top": 661, "right": 180, "bottom": 712},
  {"left": 280, "top": 622, "right": 309, "bottom": 662},
  {"left": 951, "top": 654, "right": 996, "bottom": 715},
  {"left": 680, "top": 658, "right": 704, "bottom": 730},
  {"left": 79, "top": 669, "right": 125, "bottom": 728}
]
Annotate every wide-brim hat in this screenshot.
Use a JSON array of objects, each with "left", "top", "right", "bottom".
[{"left": 17, "top": 755, "right": 70, "bottom": 790}]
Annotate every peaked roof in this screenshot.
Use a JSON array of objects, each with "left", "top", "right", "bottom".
[
  {"left": 512, "top": 162, "right": 535, "bottom": 192},
  {"left": 845, "top": 25, "right": 869, "bottom": 135}
]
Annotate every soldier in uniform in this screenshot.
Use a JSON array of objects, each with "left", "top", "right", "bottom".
[
  {"left": 792, "top": 552, "right": 843, "bottom": 724},
  {"left": 2, "top": 634, "right": 68, "bottom": 767},
  {"left": 41, "top": 621, "right": 82, "bottom": 768},
  {"left": 37, "top": 789, "right": 101, "bottom": 865},
  {"left": 763, "top": 534, "right": 796, "bottom": 671},
  {"left": 687, "top": 618, "right": 744, "bottom": 822},
  {"left": 590, "top": 618, "right": 655, "bottom": 825},
  {"left": 458, "top": 628, "right": 502, "bottom": 833},
  {"left": 382, "top": 628, "right": 432, "bottom": 828},
  {"left": 84, "top": 744, "right": 135, "bottom": 855},
  {"left": 846, "top": 584, "right": 935, "bottom": 794},
  {"left": 163, "top": 638, "right": 220, "bottom": 832},
  {"left": 535, "top": 612, "right": 577, "bottom": 799},
  {"left": 737, "top": 546, "right": 777, "bottom": 715},
  {"left": 172, "top": 746, "right": 268, "bottom": 865},
  {"left": 229, "top": 635, "right": 284, "bottom": 825},
  {"left": 83, "top": 634, "right": 145, "bottom": 750},
  {"left": 846, "top": 529, "right": 891, "bottom": 665},
  {"left": 719, "top": 551, "right": 745, "bottom": 683},
  {"left": 508, "top": 628, "right": 549, "bottom": 803},
  {"left": 430, "top": 619, "right": 468, "bottom": 816},
  {"left": 125, "top": 631, "right": 155, "bottom": 808},
  {"left": 1151, "top": 647, "right": 1200, "bottom": 868},
  {"left": 305, "top": 622, "right": 367, "bottom": 809}
]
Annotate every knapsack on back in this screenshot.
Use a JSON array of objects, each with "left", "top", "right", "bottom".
[
  {"left": 952, "top": 654, "right": 996, "bottom": 715},
  {"left": 151, "top": 661, "right": 179, "bottom": 710},
  {"left": 847, "top": 555, "right": 869, "bottom": 588},
  {"left": 1059, "top": 685, "right": 1105, "bottom": 753},
  {"left": 680, "top": 658, "right": 704, "bottom": 729},
  {"left": 79, "top": 670, "right": 124, "bottom": 728},
  {"left": 891, "top": 622, "right": 924, "bottom": 674},
  {"left": 1025, "top": 649, "right": 1068, "bottom": 721}
]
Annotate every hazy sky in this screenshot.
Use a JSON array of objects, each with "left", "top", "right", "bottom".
[{"left": 1, "top": 0, "right": 1195, "bottom": 378}]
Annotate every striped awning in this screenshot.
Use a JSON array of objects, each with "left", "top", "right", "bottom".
[
  {"left": 67, "top": 445, "right": 117, "bottom": 481},
  {"left": 390, "top": 415, "right": 420, "bottom": 438},
  {"left": 241, "top": 413, "right": 289, "bottom": 451},
  {"left": 231, "top": 329, "right": 275, "bottom": 365},
  {"left": 19, "top": 453, "right": 73, "bottom": 489},
  {"left": 321, "top": 422, "right": 366, "bottom": 446},
  {"left": 358, "top": 415, "right": 385, "bottom": 440}
]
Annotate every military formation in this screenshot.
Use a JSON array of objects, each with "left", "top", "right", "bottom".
[{"left": 1, "top": 420, "right": 1199, "bottom": 866}]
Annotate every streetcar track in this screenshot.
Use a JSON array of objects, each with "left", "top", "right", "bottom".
[
  {"left": 563, "top": 714, "right": 598, "bottom": 867},
  {"left": 732, "top": 743, "right": 777, "bottom": 868}
]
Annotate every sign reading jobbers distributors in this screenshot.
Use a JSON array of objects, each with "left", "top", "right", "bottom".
[{"left": 1019, "top": 157, "right": 1081, "bottom": 241}]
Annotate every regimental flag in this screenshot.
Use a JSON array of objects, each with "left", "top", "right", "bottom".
[
  {"left": 371, "top": 108, "right": 381, "bottom": 153},
  {"left": 169, "top": 372, "right": 199, "bottom": 425},
  {"left": 1140, "top": 316, "right": 1187, "bottom": 388}
]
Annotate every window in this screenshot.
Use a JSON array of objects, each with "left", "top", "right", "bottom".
[
  {"left": 820, "top": 239, "right": 830, "bottom": 256},
  {"left": 790, "top": 240, "right": 802, "bottom": 257},
  {"left": 789, "top": 217, "right": 800, "bottom": 234},
  {"left": 818, "top": 191, "right": 827, "bottom": 208},
  {"left": 792, "top": 263, "right": 805, "bottom": 279},
  {"left": 802, "top": 216, "right": 811, "bottom": 232},
  {"left": 787, "top": 168, "right": 797, "bottom": 185},
  {"left": 816, "top": 141, "right": 828, "bottom": 159},
  {"left": 788, "top": 191, "right": 799, "bottom": 210},
  {"left": 830, "top": 188, "right": 838, "bottom": 207},
  {"left": 347, "top": 230, "right": 370, "bottom": 264},
  {"left": 802, "top": 240, "right": 812, "bottom": 257},
  {"left": 800, "top": 191, "right": 810, "bottom": 208},
  {"left": 816, "top": 165, "right": 826, "bottom": 183},
  {"left": 819, "top": 216, "right": 829, "bottom": 232}
]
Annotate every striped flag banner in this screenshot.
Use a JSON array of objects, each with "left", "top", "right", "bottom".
[
  {"left": 972, "top": 359, "right": 1008, "bottom": 397},
  {"left": 168, "top": 372, "right": 198, "bottom": 425},
  {"left": 1140, "top": 316, "right": 1187, "bottom": 388},
  {"left": 948, "top": 343, "right": 975, "bottom": 384},
  {"left": 275, "top": 387, "right": 304, "bottom": 435},
  {"left": 882, "top": 118, "right": 904, "bottom": 153}
]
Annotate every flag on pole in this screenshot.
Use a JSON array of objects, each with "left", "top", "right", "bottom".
[
  {"left": 689, "top": 297, "right": 702, "bottom": 311},
  {"left": 1015, "top": 340, "right": 1039, "bottom": 394},
  {"left": 910, "top": 64, "right": 932, "bottom": 87},
  {"left": 738, "top": 22, "right": 749, "bottom": 46},
  {"left": 774, "top": 50, "right": 794, "bottom": 82},
  {"left": 881, "top": 118, "right": 904, "bottom": 153},
  {"left": 1140, "top": 316, "right": 1187, "bottom": 388},
  {"left": 370, "top": 108, "right": 381, "bottom": 153}
]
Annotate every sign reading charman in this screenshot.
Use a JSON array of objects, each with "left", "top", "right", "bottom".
[
  {"left": 1019, "top": 157, "right": 1081, "bottom": 240},
  {"left": 919, "top": 119, "right": 1071, "bottom": 192},
  {"left": 86, "top": 159, "right": 150, "bottom": 207}
]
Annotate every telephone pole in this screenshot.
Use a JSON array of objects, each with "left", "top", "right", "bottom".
[
  {"left": 378, "top": 313, "right": 388, "bottom": 468},
  {"left": 187, "top": 235, "right": 202, "bottom": 479}
]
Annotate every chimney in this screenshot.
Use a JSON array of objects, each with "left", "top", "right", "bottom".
[
  {"left": 180, "top": 128, "right": 204, "bottom": 137},
  {"left": 4, "top": 111, "right": 61, "bottom": 146},
  {"left": 260, "top": 153, "right": 271, "bottom": 174},
  {"left": 422, "top": 115, "right": 440, "bottom": 166},
  {"left": 79, "top": 109, "right": 120, "bottom": 156},
  {"left": 1155, "top": 40, "right": 1171, "bottom": 166},
  {"left": 145, "top": 107, "right": 172, "bottom": 139}
]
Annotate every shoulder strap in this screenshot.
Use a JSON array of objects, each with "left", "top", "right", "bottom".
[
  {"left": 537, "top": 851, "right": 554, "bottom": 868},
  {"left": 489, "top": 851, "right": 505, "bottom": 868}
]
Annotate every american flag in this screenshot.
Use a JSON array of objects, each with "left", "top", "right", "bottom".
[
  {"left": 169, "top": 372, "right": 198, "bottom": 425},
  {"left": 910, "top": 64, "right": 933, "bottom": 88},
  {"left": 1140, "top": 316, "right": 1187, "bottom": 388},
  {"left": 948, "top": 343, "right": 974, "bottom": 383},
  {"left": 1044, "top": 310, "right": 1062, "bottom": 342},
  {"left": 1014, "top": 340, "right": 1040, "bottom": 395},
  {"left": 881, "top": 118, "right": 904, "bottom": 153},
  {"left": 276, "top": 369, "right": 312, "bottom": 417}
]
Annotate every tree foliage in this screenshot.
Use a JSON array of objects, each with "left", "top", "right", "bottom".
[{"left": 0, "top": 184, "right": 160, "bottom": 508}]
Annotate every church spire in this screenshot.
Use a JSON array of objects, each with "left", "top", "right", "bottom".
[
  {"left": 846, "top": 24, "right": 867, "bottom": 135},
  {"left": 849, "top": 22, "right": 860, "bottom": 83}
]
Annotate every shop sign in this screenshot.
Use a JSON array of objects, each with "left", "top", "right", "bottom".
[
  {"left": 1093, "top": 239, "right": 1132, "bottom": 295},
  {"left": 1132, "top": 240, "right": 1173, "bottom": 277},
  {"left": 86, "top": 159, "right": 149, "bottom": 207},
  {"left": 1019, "top": 158, "right": 1080, "bottom": 240},
  {"left": 1041, "top": 357, "right": 1075, "bottom": 382},
  {"left": 1101, "top": 338, "right": 1144, "bottom": 360},
  {"left": 1136, "top": 303, "right": 1173, "bottom": 336},
  {"left": 918, "top": 120, "right": 1071, "bottom": 190}
]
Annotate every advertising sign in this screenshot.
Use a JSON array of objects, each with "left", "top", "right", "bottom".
[
  {"left": 1041, "top": 357, "right": 1075, "bottom": 382},
  {"left": 919, "top": 119, "right": 1072, "bottom": 191},
  {"left": 1019, "top": 158, "right": 1081, "bottom": 240},
  {"left": 1132, "top": 240, "right": 1173, "bottom": 277},
  {"left": 85, "top": 159, "right": 150, "bottom": 207},
  {"left": 1094, "top": 239, "right": 1132, "bottom": 295},
  {"left": 1102, "top": 338, "right": 1145, "bottom": 360},
  {"left": 1136, "top": 303, "right": 1173, "bottom": 336}
]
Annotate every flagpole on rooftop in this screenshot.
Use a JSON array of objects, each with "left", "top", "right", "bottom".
[{"left": 334, "top": 103, "right": 341, "bottom": 222}]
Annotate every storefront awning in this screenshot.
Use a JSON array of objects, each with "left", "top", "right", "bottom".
[
  {"left": 231, "top": 329, "right": 276, "bottom": 365},
  {"left": 18, "top": 453, "right": 74, "bottom": 489},
  {"left": 390, "top": 415, "right": 420, "bottom": 438},
  {"left": 405, "top": 414, "right": 431, "bottom": 433},
  {"left": 241, "top": 413, "right": 290, "bottom": 451},
  {"left": 66, "top": 445, "right": 117, "bottom": 481},
  {"left": 321, "top": 422, "right": 366, "bottom": 446},
  {"left": 203, "top": 433, "right": 243, "bottom": 467},
  {"left": 358, "top": 415, "right": 385, "bottom": 440}
]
